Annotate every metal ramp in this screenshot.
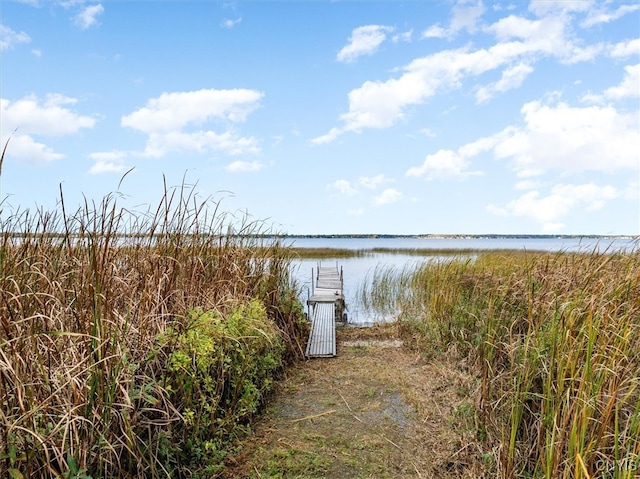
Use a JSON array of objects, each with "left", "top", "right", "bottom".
[
  {"left": 305, "top": 302, "right": 336, "bottom": 358},
  {"left": 305, "top": 263, "right": 345, "bottom": 358}
]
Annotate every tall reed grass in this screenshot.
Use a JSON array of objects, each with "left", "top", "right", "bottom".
[
  {"left": 0, "top": 174, "right": 306, "bottom": 477},
  {"left": 361, "top": 250, "right": 640, "bottom": 478}
]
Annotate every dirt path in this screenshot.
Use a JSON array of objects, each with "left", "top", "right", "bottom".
[{"left": 223, "top": 327, "right": 485, "bottom": 478}]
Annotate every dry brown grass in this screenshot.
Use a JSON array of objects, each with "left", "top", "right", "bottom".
[
  {"left": 0, "top": 179, "right": 306, "bottom": 477},
  {"left": 362, "top": 250, "right": 640, "bottom": 478}
]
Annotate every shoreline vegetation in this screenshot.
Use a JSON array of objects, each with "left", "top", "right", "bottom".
[
  {"left": 289, "top": 247, "right": 539, "bottom": 259},
  {"left": 360, "top": 250, "right": 640, "bottom": 478},
  {"left": 276, "top": 233, "right": 638, "bottom": 239},
  {"left": 1, "top": 175, "right": 638, "bottom": 476},
  {"left": 0, "top": 183, "right": 308, "bottom": 478}
]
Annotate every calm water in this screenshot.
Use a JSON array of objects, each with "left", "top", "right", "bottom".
[
  {"left": 289, "top": 236, "right": 638, "bottom": 326},
  {"left": 285, "top": 236, "right": 637, "bottom": 252}
]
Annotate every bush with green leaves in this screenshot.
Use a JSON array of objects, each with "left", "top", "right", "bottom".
[{"left": 151, "top": 300, "right": 285, "bottom": 474}]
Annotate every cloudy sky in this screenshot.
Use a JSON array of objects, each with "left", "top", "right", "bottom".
[{"left": 1, "top": 0, "right": 638, "bottom": 235}]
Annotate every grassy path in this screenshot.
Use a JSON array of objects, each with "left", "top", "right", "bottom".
[{"left": 223, "top": 326, "right": 485, "bottom": 478}]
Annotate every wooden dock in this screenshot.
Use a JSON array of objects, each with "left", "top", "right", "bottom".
[{"left": 305, "top": 264, "right": 345, "bottom": 358}]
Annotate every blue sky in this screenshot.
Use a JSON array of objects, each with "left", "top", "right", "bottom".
[{"left": 1, "top": 0, "right": 639, "bottom": 235}]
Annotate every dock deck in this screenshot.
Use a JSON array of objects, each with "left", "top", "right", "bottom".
[
  {"left": 305, "top": 264, "right": 345, "bottom": 358},
  {"left": 305, "top": 302, "right": 336, "bottom": 358}
]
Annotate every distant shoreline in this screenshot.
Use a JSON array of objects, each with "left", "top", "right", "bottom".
[
  {"left": 3, "top": 232, "right": 637, "bottom": 240},
  {"left": 269, "top": 234, "right": 638, "bottom": 240}
]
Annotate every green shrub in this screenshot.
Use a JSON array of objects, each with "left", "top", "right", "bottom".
[{"left": 153, "top": 300, "right": 285, "bottom": 474}]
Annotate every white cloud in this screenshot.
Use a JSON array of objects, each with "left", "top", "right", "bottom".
[
  {"left": 122, "top": 88, "right": 263, "bottom": 158},
  {"left": 582, "top": 63, "right": 639, "bottom": 103},
  {"left": 491, "top": 100, "right": 640, "bottom": 175},
  {"left": 221, "top": 17, "right": 242, "bottom": 29},
  {"left": 458, "top": 134, "right": 501, "bottom": 158},
  {"left": 450, "top": 0, "right": 486, "bottom": 34},
  {"left": 488, "top": 14, "right": 553, "bottom": 42},
  {"left": 1, "top": 94, "right": 96, "bottom": 164},
  {"left": 88, "top": 161, "right": 126, "bottom": 174},
  {"left": 1, "top": 94, "right": 95, "bottom": 136},
  {"left": 406, "top": 148, "right": 483, "bottom": 180},
  {"left": 610, "top": 38, "right": 640, "bottom": 58},
  {"left": 317, "top": 52, "right": 447, "bottom": 137},
  {"left": 328, "top": 175, "right": 395, "bottom": 205},
  {"left": 88, "top": 151, "right": 128, "bottom": 174},
  {"left": 392, "top": 30, "right": 413, "bottom": 43},
  {"left": 419, "top": 127, "right": 437, "bottom": 138},
  {"left": 310, "top": 127, "right": 342, "bottom": 145},
  {"left": 421, "top": 0, "right": 486, "bottom": 39},
  {"left": 0, "top": 24, "right": 31, "bottom": 51},
  {"left": 122, "top": 88, "right": 263, "bottom": 133},
  {"left": 421, "top": 24, "right": 448, "bottom": 39},
  {"left": 528, "top": 0, "right": 594, "bottom": 17},
  {"left": 224, "top": 160, "right": 264, "bottom": 173},
  {"left": 407, "top": 96, "right": 638, "bottom": 182},
  {"left": 142, "top": 130, "right": 259, "bottom": 158},
  {"left": 373, "top": 188, "right": 402, "bottom": 206},
  {"left": 486, "top": 13, "right": 595, "bottom": 63},
  {"left": 59, "top": 0, "right": 87, "bottom": 8},
  {"left": 487, "top": 13, "right": 604, "bottom": 64},
  {"left": 358, "top": 174, "right": 386, "bottom": 189},
  {"left": 487, "top": 183, "right": 620, "bottom": 231},
  {"left": 44, "top": 93, "right": 78, "bottom": 108},
  {"left": 347, "top": 208, "right": 364, "bottom": 216},
  {"left": 328, "top": 179, "right": 358, "bottom": 197},
  {"left": 74, "top": 4, "right": 104, "bottom": 30},
  {"left": 476, "top": 62, "right": 534, "bottom": 103},
  {"left": 602, "top": 64, "right": 640, "bottom": 100},
  {"left": 564, "top": 43, "right": 604, "bottom": 64},
  {"left": 337, "top": 25, "right": 393, "bottom": 63},
  {"left": 315, "top": 10, "right": 594, "bottom": 143},
  {"left": 2, "top": 134, "right": 64, "bottom": 164},
  {"left": 582, "top": 3, "right": 640, "bottom": 28}
]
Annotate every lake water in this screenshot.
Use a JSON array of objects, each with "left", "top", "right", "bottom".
[{"left": 288, "top": 236, "right": 638, "bottom": 326}]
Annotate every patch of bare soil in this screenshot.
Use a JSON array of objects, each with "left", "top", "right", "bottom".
[{"left": 223, "top": 326, "right": 486, "bottom": 478}]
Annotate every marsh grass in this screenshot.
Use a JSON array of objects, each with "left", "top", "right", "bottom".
[
  {"left": 0, "top": 170, "right": 306, "bottom": 477},
  {"left": 367, "top": 247, "right": 522, "bottom": 256},
  {"left": 288, "top": 247, "right": 370, "bottom": 259},
  {"left": 289, "top": 246, "right": 520, "bottom": 259},
  {"left": 361, "top": 251, "right": 640, "bottom": 478}
]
